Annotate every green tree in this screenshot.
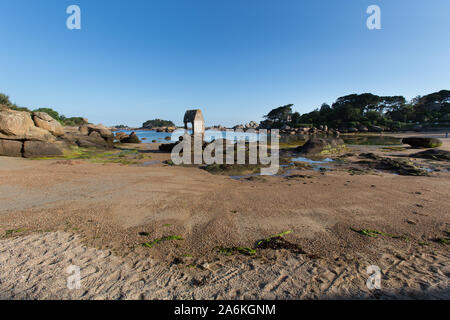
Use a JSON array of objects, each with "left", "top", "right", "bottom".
[
  {"left": 0, "top": 93, "right": 11, "bottom": 106},
  {"left": 33, "top": 107, "right": 61, "bottom": 121},
  {"left": 264, "top": 104, "right": 293, "bottom": 123},
  {"left": 142, "top": 119, "right": 175, "bottom": 128}
]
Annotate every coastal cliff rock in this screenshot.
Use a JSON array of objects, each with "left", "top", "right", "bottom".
[
  {"left": 23, "top": 141, "right": 64, "bottom": 158},
  {"left": 0, "top": 139, "right": 23, "bottom": 157},
  {"left": 0, "top": 108, "right": 55, "bottom": 142},
  {"left": 32, "top": 112, "right": 64, "bottom": 137},
  {"left": 402, "top": 137, "right": 443, "bottom": 148},
  {"left": 0, "top": 108, "right": 115, "bottom": 158}
]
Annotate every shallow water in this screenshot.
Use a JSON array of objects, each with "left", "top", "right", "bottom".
[
  {"left": 119, "top": 130, "right": 403, "bottom": 146},
  {"left": 136, "top": 160, "right": 161, "bottom": 167},
  {"left": 341, "top": 135, "right": 402, "bottom": 146},
  {"left": 291, "top": 157, "right": 334, "bottom": 164},
  {"left": 117, "top": 129, "right": 261, "bottom": 143}
]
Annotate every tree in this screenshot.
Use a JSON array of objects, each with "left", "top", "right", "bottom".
[
  {"left": 0, "top": 93, "right": 11, "bottom": 106},
  {"left": 264, "top": 104, "right": 293, "bottom": 123},
  {"left": 142, "top": 119, "right": 175, "bottom": 128},
  {"left": 33, "top": 107, "right": 61, "bottom": 121}
]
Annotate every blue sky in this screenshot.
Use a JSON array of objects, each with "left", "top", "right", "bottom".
[{"left": 0, "top": 0, "right": 449, "bottom": 127}]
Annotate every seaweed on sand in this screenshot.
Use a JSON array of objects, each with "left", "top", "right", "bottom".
[
  {"left": 256, "top": 231, "right": 305, "bottom": 254},
  {"left": 4, "top": 228, "right": 26, "bottom": 238},
  {"left": 216, "top": 246, "right": 257, "bottom": 256},
  {"left": 351, "top": 228, "right": 409, "bottom": 242},
  {"left": 141, "top": 235, "right": 184, "bottom": 248}
]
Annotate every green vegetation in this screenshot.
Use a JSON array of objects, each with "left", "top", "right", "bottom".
[
  {"left": 434, "top": 238, "right": 450, "bottom": 245},
  {"left": 351, "top": 228, "right": 410, "bottom": 242},
  {"left": 201, "top": 164, "right": 273, "bottom": 176},
  {"left": 141, "top": 235, "right": 184, "bottom": 248},
  {"left": 163, "top": 160, "right": 175, "bottom": 166},
  {"left": 1, "top": 93, "right": 87, "bottom": 126},
  {"left": 31, "top": 146, "right": 151, "bottom": 165},
  {"left": 433, "top": 232, "right": 450, "bottom": 245},
  {"left": 4, "top": 228, "right": 26, "bottom": 237},
  {"left": 142, "top": 119, "right": 175, "bottom": 128},
  {"left": 257, "top": 230, "right": 293, "bottom": 246},
  {"left": 381, "top": 146, "right": 407, "bottom": 152},
  {"left": 215, "top": 231, "right": 300, "bottom": 256},
  {"left": 217, "top": 246, "right": 256, "bottom": 256},
  {"left": 261, "top": 90, "right": 450, "bottom": 130},
  {"left": 351, "top": 228, "right": 392, "bottom": 238}
]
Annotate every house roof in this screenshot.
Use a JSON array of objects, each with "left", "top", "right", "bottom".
[{"left": 184, "top": 109, "right": 204, "bottom": 122}]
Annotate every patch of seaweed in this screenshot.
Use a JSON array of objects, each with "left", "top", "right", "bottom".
[
  {"left": 256, "top": 231, "right": 305, "bottom": 254},
  {"left": 216, "top": 246, "right": 256, "bottom": 256},
  {"left": 141, "top": 235, "right": 184, "bottom": 248}
]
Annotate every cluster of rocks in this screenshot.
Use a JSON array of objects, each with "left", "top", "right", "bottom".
[
  {"left": 278, "top": 125, "right": 387, "bottom": 135},
  {"left": 114, "top": 131, "right": 141, "bottom": 144},
  {"left": 358, "top": 153, "right": 429, "bottom": 176},
  {"left": 0, "top": 106, "right": 115, "bottom": 158},
  {"left": 148, "top": 127, "right": 176, "bottom": 133},
  {"left": 230, "top": 121, "right": 260, "bottom": 131},
  {"left": 339, "top": 125, "right": 386, "bottom": 133},
  {"left": 65, "top": 124, "right": 114, "bottom": 149},
  {"left": 206, "top": 125, "right": 227, "bottom": 131}
]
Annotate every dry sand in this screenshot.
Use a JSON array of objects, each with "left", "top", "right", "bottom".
[{"left": 0, "top": 133, "right": 449, "bottom": 299}]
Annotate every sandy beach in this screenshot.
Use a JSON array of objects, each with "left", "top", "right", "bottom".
[{"left": 0, "top": 132, "right": 449, "bottom": 300}]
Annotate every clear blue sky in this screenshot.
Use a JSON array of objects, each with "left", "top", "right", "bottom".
[{"left": 0, "top": 0, "right": 449, "bottom": 127}]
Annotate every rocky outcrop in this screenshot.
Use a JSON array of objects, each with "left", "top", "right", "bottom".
[
  {"left": 358, "top": 153, "right": 429, "bottom": 176},
  {"left": 60, "top": 124, "right": 114, "bottom": 149},
  {"left": 410, "top": 149, "right": 450, "bottom": 161},
  {"left": 114, "top": 132, "right": 128, "bottom": 141},
  {"left": 296, "top": 137, "right": 345, "bottom": 156},
  {"left": 402, "top": 137, "right": 443, "bottom": 148},
  {"left": 120, "top": 132, "right": 141, "bottom": 143},
  {"left": 159, "top": 142, "right": 178, "bottom": 152},
  {"left": 0, "top": 139, "right": 23, "bottom": 157},
  {"left": 23, "top": 141, "right": 64, "bottom": 158},
  {"left": 80, "top": 124, "right": 114, "bottom": 143},
  {"left": 368, "top": 125, "right": 384, "bottom": 132},
  {"left": 32, "top": 112, "right": 64, "bottom": 136},
  {"left": 0, "top": 108, "right": 66, "bottom": 157},
  {"left": 0, "top": 107, "right": 114, "bottom": 158},
  {"left": 0, "top": 108, "right": 55, "bottom": 142},
  {"left": 245, "top": 121, "right": 259, "bottom": 130}
]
